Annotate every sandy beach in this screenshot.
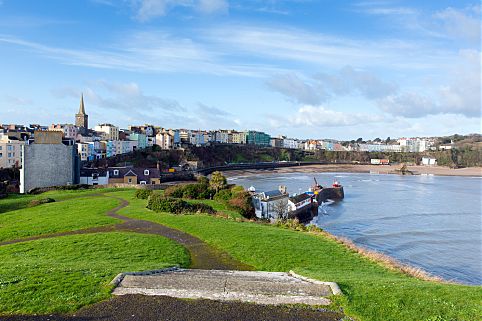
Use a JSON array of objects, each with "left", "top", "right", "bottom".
[{"left": 223, "top": 164, "right": 482, "bottom": 178}]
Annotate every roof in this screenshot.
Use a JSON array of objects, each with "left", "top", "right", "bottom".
[
  {"left": 108, "top": 167, "right": 160, "bottom": 182},
  {"left": 289, "top": 193, "right": 312, "bottom": 204},
  {"left": 78, "top": 94, "right": 86, "bottom": 114},
  {"left": 80, "top": 168, "right": 108, "bottom": 177},
  {"left": 263, "top": 190, "right": 283, "bottom": 197}
]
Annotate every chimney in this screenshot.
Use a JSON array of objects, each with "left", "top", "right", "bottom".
[{"left": 278, "top": 185, "right": 287, "bottom": 194}]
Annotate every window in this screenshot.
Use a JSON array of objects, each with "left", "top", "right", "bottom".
[
  {"left": 144, "top": 169, "right": 149, "bottom": 175},
  {"left": 128, "top": 178, "right": 132, "bottom": 183},
  {"left": 140, "top": 181, "right": 147, "bottom": 185},
  {"left": 0, "top": 153, "right": 2, "bottom": 158},
  {"left": 113, "top": 170, "right": 119, "bottom": 175},
  {"left": 7, "top": 153, "right": 11, "bottom": 158},
  {"left": 7, "top": 145, "right": 13, "bottom": 151}
]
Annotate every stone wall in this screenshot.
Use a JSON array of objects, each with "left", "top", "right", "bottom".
[{"left": 20, "top": 144, "right": 76, "bottom": 193}]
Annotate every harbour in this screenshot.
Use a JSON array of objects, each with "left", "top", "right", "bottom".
[{"left": 231, "top": 172, "right": 482, "bottom": 285}]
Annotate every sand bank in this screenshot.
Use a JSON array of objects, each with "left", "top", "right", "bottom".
[{"left": 223, "top": 164, "right": 482, "bottom": 178}]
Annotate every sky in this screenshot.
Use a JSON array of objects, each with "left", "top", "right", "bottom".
[{"left": 0, "top": 0, "right": 480, "bottom": 140}]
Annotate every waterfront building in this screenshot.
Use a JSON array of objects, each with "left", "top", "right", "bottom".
[
  {"left": 75, "top": 94, "right": 88, "bottom": 130},
  {"left": 95, "top": 124, "right": 119, "bottom": 141},
  {"left": 270, "top": 137, "right": 283, "bottom": 148},
  {"left": 282, "top": 137, "right": 300, "bottom": 149},
  {"left": 246, "top": 131, "right": 270, "bottom": 146},
  {"left": 251, "top": 185, "right": 289, "bottom": 219},
  {"left": 231, "top": 131, "right": 247, "bottom": 144},
  {"left": 129, "top": 132, "right": 147, "bottom": 149},
  {"left": 48, "top": 124, "right": 78, "bottom": 139},
  {"left": 0, "top": 133, "right": 25, "bottom": 168}
]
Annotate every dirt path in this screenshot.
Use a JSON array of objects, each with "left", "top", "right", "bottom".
[
  {"left": 0, "top": 295, "right": 344, "bottom": 321},
  {"left": 1, "top": 193, "right": 345, "bottom": 320},
  {"left": 1, "top": 194, "right": 251, "bottom": 270}
]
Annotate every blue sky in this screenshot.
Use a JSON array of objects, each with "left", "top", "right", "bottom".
[{"left": 0, "top": 0, "right": 480, "bottom": 140}]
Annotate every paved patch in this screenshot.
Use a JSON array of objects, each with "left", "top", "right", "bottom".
[{"left": 113, "top": 268, "right": 338, "bottom": 306}]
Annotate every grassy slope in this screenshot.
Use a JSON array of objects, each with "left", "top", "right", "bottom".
[
  {"left": 0, "top": 232, "right": 189, "bottom": 314},
  {"left": 113, "top": 190, "right": 481, "bottom": 321},
  {"left": 0, "top": 196, "right": 121, "bottom": 242},
  {"left": 0, "top": 188, "right": 128, "bottom": 214}
]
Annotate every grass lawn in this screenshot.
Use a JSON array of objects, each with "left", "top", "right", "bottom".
[
  {"left": 112, "top": 190, "right": 482, "bottom": 321},
  {"left": 0, "top": 196, "right": 121, "bottom": 242},
  {"left": 0, "top": 232, "right": 189, "bottom": 314},
  {"left": 0, "top": 188, "right": 128, "bottom": 214}
]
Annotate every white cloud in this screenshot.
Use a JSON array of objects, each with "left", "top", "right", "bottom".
[
  {"left": 266, "top": 105, "right": 384, "bottom": 129},
  {"left": 131, "top": 0, "right": 228, "bottom": 21},
  {"left": 267, "top": 66, "right": 397, "bottom": 105},
  {"left": 3, "top": 95, "right": 33, "bottom": 106},
  {"left": 433, "top": 5, "right": 481, "bottom": 44},
  {"left": 377, "top": 49, "right": 481, "bottom": 118},
  {"left": 266, "top": 73, "right": 326, "bottom": 105}
]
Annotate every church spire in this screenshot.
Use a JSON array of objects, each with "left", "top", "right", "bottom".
[{"left": 78, "top": 93, "right": 86, "bottom": 115}]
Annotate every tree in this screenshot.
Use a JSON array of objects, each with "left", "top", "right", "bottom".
[
  {"left": 272, "top": 198, "right": 289, "bottom": 220},
  {"left": 385, "top": 136, "right": 391, "bottom": 144},
  {"left": 356, "top": 137, "right": 363, "bottom": 143},
  {"left": 374, "top": 137, "right": 381, "bottom": 142},
  {"left": 209, "top": 171, "right": 227, "bottom": 193}
]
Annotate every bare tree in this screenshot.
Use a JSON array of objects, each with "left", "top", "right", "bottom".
[{"left": 272, "top": 198, "right": 289, "bottom": 220}]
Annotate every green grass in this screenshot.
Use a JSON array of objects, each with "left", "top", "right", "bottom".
[
  {"left": 111, "top": 189, "right": 482, "bottom": 321},
  {"left": 0, "top": 188, "right": 128, "bottom": 214},
  {"left": 106, "top": 189, "right": 243, "bottom": 219},
  {"left": 0, "top": 232, "right": 189, "bottom": 314},
  {"left": 0, "top": 196, "right": 121, "bottom": 242}
]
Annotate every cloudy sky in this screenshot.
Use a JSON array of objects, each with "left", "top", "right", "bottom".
[{"left": 0, "top": 0, "right": 480, "bottom": 139}]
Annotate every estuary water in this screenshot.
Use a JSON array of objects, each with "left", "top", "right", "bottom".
[{"left": 229, "top": 172, "right": 482, "bottom": 285}]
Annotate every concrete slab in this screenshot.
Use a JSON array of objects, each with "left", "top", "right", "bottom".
[{"left": 112, "top": 268, "right": 339, "bottom": 306}]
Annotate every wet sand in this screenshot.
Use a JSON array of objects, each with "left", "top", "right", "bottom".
[{"left": 223, "top": 164, "right": 482, "bottom": 178}]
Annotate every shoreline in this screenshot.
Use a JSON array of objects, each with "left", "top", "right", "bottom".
[{"left": 222, "top": 164, "right": 482, "bottom": 178}]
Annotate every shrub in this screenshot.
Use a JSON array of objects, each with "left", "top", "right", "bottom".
[
  {"left": 164, "top": 183, "right": 213, "bottom": 199},
  {"left": 28, "top": 198, "right": 56, "bottom": 207},
  {"left": 135, "top": 189, "right": 152, "bottom": 199},
  {"left": 228, "top": 191, "right": 254, "bottom": 218},
  {"left": 230, "top": 185, "right": 244, "bottom": 196},
  {"left": 147, "top": 194, "right": 215, "bottom": 214},
  {"left": 213, "top": 189, "right": 232, "bottom": 202},
  {"left": 164, "top": 185, "right": 185, "bottom": 198},
  {"left": 197, "top": 176, "right": 209, "bottom": 186}
]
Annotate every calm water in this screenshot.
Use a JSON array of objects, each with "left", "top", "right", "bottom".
[{"left": 230, "top": 172, "right": 482, "bottom": 285}]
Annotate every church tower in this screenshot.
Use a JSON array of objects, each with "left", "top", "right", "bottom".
[{"left": 75, "top": 94, "right": 88, "bottom": 129}]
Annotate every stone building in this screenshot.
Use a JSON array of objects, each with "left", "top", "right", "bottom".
[
  {"left": 75, "top": 94, "right": 88, "bottom": 130},
  {"left": 20, "top": 131, "right": 80, "bottom": 193}
]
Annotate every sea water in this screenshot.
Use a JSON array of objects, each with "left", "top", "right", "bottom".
[{"left": 230, "top": 172, "right": 482, "bottom": 285}]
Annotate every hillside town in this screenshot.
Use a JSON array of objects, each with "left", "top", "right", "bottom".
[{"left": 1, "top": 95, "right": 452, "bottom": 170}]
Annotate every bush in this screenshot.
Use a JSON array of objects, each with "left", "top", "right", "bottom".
[
  {"left": 213, "top": 189, "right": 232, "bottom": 202},
  {"left": 147, "top": 194, "right": 215, "bottom": 215},
  {"left": 197, "top": 176, "right": 209, "bottom": 186},
  {"left": 164, "top": 185, "right": 185, "bottom": 198},
  {"left": 230, "top": 185, "right": 244, "bottom": 196},
  {"left": 164, "top": 183, "right": 214, "bottom": 200},
  {"left": 228, "top": 191, "right": 254, "bottom": 218},
  {"left": 135, "top": 189, "right": 153, "bottom": 199},
  {"left": 28, "top": 198, "right": 56, "bottom": 207}
]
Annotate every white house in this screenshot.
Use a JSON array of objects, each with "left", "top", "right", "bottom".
[
  {"left": 287, "top": 193, "right": 312, "bottom": 212},
  {"left": 251, "top": 186, "right": 289, "bottom": 219},
  {"left": 80, "top": 168, "right": 109, "bottom": 185}
]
